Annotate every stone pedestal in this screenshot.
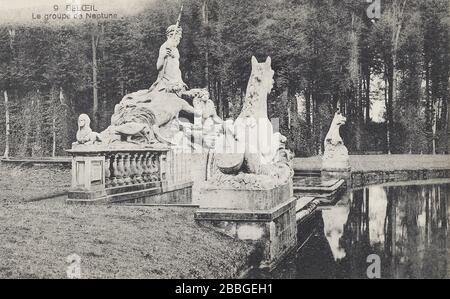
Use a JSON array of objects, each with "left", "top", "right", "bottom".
[
  {"left": 189, "top": 152, "right": 212, "bottom": 206},
  {"left": 71, "top": 155, "right": 107, "bottom": 200},
  {"left": 321, "top": 148, "right": 350, "bottom": 174},
  {"left": 72, "top": 156, "right": 105, "bottom": 192},
  {"left": 321, "top": 147, "right": 351, "bottom": 182},
  {"left": 194, "top": 182, "right": 297, "bottom": 269}
]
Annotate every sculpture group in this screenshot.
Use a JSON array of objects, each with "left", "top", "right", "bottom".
[
  {"left": 74, "top": 21, "right": 294, "bottom": 190},
  {"left": 70, "top": 17, "right": 347, "bottom": 268}
]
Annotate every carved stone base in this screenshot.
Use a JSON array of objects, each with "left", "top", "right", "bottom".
[
  {"left": 194, "top": 182, "right": 297, "bottom": 269},
  {"left": 321, "top": 143, "right": 350, "bottom": 173},
  {"left": 322, "top": 158, "right": 350, "bottom": 172},
  {"left": 67, "top": 181, "right": 193, "bottom": 205},
  {"left": 321, "top": 143, "right": 351, "bottom": 181},
  {"left": 70, "top": 155, "right": 103, "bottom": 191},
  {"left": 66, "top": 147, "right": 193, "bottom": 205}
]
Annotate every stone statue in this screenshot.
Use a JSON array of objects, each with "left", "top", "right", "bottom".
[
  {"left": 195, "top": 58, "right": 296, "bottom": 267},
  {"left": 322, "top": 110, "right": 349, "bottom": 171},
  {"left": 117, "top": 24, "right": 187, "bottom": 106},
  {"left": 190, "top": 89, "right": 223, "bottom": 148},
  {"left": 75, "top": 114, "right": 102, "bottom": 145},
  {"left": 149, "top": 25, "right": 187, "bottom": 94},
  {"left": 191, "top": 89, "right": 223, "bottom": 130},
  {"left": 71, "top": 19, "right": 227, "bottom": 149},
  {"left": 100, "top": 88, "right": 198, "bottom": 145},
  {"left": 168, "top": 88, "right": 224, "bottom": 150},
  {"left": 209, "top": 56, "right": 293, "bottom": 189},
  {"left": 92, "top": 23, "right": 204, "bottom": 146}
]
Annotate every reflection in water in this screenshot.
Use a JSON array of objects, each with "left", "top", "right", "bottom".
[
  {"left": 296, "top": 182, "right": 450, "bottom": 279},
  {"left": 368, "top": 186, "right": 388, "bottom": 246},
  {"left": 322, "top": 195, "right": 350, "bottom": 260}
]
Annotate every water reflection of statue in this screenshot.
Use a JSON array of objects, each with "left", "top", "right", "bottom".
[
  {"left": 322, "top": 202, "right": 351, "bottom": 260},
  {"left": 368, "top": 186, "right": 388, "bottom": 246}
]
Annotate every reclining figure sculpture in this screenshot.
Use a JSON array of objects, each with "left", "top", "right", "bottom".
[{"left": 74, "top": 23, "right": 221, "bottom": 148}]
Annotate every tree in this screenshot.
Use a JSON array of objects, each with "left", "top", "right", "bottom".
[{"left": 0, "top": 0, "right": 448, "bottom": 156}]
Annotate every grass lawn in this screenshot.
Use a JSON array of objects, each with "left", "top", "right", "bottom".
[{"left": 0, "top": 164, "right": 255, "bottom": 279}]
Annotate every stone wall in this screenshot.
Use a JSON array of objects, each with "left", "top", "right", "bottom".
[{"left": 351, "top": 169, "right": 450, "bottom": 188}]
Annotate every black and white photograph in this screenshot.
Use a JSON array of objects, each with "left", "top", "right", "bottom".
[{"left": 0, "top": 0, "right": 449, "bottom": 284}]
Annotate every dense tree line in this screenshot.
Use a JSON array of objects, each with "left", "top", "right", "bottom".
[{"left": 0, "top": 0, "right": 448, "bottom": 157}]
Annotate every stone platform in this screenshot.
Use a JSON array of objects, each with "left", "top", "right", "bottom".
[
  {"left": 295, "top": 196, "right": 320, "bottom": 223},
  {"left": 350, "top": 168, "right": 450, "bottom": 188},
  {"left": 293, "top": 177, "right": 346, "bottom": 206},
  {"left": 197, "top": 182, "right": 292, "bottom": 210},
  {"left": 194, "top": 182, "right": 297, "bottom": 270}
]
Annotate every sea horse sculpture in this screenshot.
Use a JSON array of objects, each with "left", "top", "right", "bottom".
[{"left": 210, "top": 56, "right": 293, "bottom": 189}]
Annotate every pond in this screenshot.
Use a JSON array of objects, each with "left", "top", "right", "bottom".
[{"left": 271, "top": 179, "right": 450, "bottom": 279}]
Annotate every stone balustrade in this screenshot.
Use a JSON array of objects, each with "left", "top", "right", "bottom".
[
  {"left": 103, "top": 151, "right": 165, "bottom": 188},
  {"left": 66, "top": 146, "right": 193, "bottom": 204}
]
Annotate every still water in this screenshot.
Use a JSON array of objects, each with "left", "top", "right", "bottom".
[{"left": 275, "top": 180, "right": 450, "bottom": 279}]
